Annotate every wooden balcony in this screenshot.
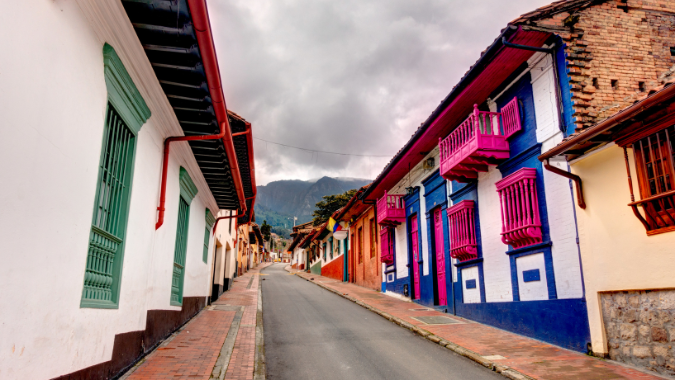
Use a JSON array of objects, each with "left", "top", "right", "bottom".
[
  {"left": 439, "top": 98, "right": 521, "bottom": 182},
  {"left": 495, "top": 168, "right": 542, "bottom": 249},
  {"left": 377, "top": 191, "right": 405, "bottom": 226},
  {"left": 447, "top": 200, "right": 478, "bottom": 262}
]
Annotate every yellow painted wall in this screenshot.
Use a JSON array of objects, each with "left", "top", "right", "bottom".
[{"left": 571, "top": 145, "right": 675, "bottom": 354}]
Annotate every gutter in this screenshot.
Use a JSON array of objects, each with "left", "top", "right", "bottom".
[
  {"left": 360, "top": 26, "right": 518, "bottom": 202},
  {"left": 190, "top": 0, "right": 245, "bottom": 203},
  {"left": 538, "top": 82, "right": 675, "bottom": 160}
]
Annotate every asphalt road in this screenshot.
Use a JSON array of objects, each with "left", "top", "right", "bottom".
[{"left": 261, "top": 264, "right": 502, "bottom": 380}]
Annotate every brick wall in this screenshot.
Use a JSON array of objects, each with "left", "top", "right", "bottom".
[
  {"left": 601, "top": 290, "right": 675, "bottom": 376},
  {"left": 523, "top": 0, "right": 675, "bottom": 131}
]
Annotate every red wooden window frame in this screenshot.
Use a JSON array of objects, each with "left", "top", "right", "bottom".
[
  {"left": 627, "top": 125, "right": 675, "bottom": 235},
  {"left": 495, "top": 168, "right": 543, "bottom": 249}
]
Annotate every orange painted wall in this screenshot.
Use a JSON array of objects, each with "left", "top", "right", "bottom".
[{"left": 351, "top": 207, "right": 381, "bottom": 291}]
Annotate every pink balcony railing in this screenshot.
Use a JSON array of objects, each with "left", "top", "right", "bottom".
[
  {"left": 439, "top": 97, "right": 521, "bottom": 182},
  {"left": 495, "top": 168, "right": 542, "bottom": 249},
  {"left": 447, "top": 200, "right": 478, "bottom": 262},
  {"left": 380, "top": 227, "right": 394, "bottom": 264},
  {"left": 377, "top": 190, "right": 405, "bottom": 225}
]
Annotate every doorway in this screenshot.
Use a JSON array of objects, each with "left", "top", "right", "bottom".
[{"left": 433, "top": 208, "right": 448, "bottom": 306}]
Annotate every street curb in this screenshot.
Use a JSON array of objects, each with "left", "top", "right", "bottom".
[{"left": 287, "top": 269, "right": 536, "bottom": 380}]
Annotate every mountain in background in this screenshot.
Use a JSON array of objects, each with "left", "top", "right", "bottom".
[{"left": 255, "top": 176, "right": 371, "bottom": 238}]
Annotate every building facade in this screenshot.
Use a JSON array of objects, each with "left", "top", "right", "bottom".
[
  {"left": 540, "top": 81, "right": 675, "bottom": 375},
  {"left": 0, "top": 1, "right": 256, "bottom": 378}
]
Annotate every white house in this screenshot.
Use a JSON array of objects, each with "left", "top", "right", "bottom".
[{"left": 0, "top": 1, "right": 255, "bottom": 378}]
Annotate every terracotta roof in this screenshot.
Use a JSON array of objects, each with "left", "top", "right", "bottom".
[
  {"left": 540, "top": 77, "right": 675, "bottom": 160},
  {"left": 361, "top": 0, "right": 611, "bottom": 202},
  {"left": 511, "top": 0, "right": 604, "bottom": 25}
]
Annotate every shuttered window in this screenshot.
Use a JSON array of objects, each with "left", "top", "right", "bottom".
[
  {"left": 203, "top": 209, "right": 215, "bottom": 263},
  {"left": 81, "top": 44, "right": 150, "bottom": 309},
  {"left": 171, "top": 198, "right": 190, "bottom": 305},
  {"left": 81, "top": 105, "right": 136, "bottom": 307},
  {"left": 171, "top": 167, "right": 198, "bottom": 306}
]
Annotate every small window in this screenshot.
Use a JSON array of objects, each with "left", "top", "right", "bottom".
[
  {"left": 611, "top": 79, "right": 618, "bottom": 90},
  {"left": 592, "top": 78, "right": 599, "bottom": 88},
  {"left": 639, "top": 82, "right": 646, "bottom": 92},
  {"left": 670, "top": 47, "right": 675, "bottom": 57}
]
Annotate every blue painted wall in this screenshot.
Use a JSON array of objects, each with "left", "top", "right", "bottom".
[
  {"left": 442, "top": 70, "right": 590, "bottom": 352},
  {"left": 403, "top": 187, "right": 433, "bottom": 304},
  {"left": 422, "top": 170, "right": 454, "bottom": 311},
  {"left": 456, "top": 298, "right": 590, "bottom": 352},
  {"left": 554, "top": 36, "right": 575, "bottom": 137}
]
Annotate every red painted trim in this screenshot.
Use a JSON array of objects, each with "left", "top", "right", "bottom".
[
  {"left": 156, "top": 0, "right": 251, "bottom": 229},
  {"left": 363, "top": 28, "right": 550, "bottom": 202}
]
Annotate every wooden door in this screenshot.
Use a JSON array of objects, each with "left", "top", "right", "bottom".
[
  {"left": 411, "top": 216, "right": 421, "bottom": 300},
  {"left": 434, "top": 208, "right": 447, "bottom": 306}
]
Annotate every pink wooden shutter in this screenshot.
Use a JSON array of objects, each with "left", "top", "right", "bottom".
[
  {"left": 501, "top": 97, "right": 521, "bottom": 139},
  {"left": 380, "top": 227, "right": 394, "bottom": 265}
]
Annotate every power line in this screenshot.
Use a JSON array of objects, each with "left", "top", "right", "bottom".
[{"left": 252, "top": 137, "right": 393, "bottom": 158}]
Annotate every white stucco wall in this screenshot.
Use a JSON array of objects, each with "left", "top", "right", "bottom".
[
  {"left": 0, "top": 2, "right": 227, "bottom": 378},
  {"left": 386, "top": 148, "right": 441, "bottom": 282},
  {"left": 476, "top": 168, "right": 513, "bottom": 302},
  {"left": 529, "top": 52, "right": 584, "bottom": 299}
]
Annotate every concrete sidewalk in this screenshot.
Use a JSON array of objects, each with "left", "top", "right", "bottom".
[
  {"left": 292, "top": 270, "right": 662, "bottom": 380},
  {"left": 121, "top": 263, "right": 272, "bottom": 380}
]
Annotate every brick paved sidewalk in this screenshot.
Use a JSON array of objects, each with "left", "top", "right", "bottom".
[
  {"left": 294, "top": 271, "right": 661, "bottom": 380},
  {"left": 123, "top": 263, "right": 272, "bottom": 380}
]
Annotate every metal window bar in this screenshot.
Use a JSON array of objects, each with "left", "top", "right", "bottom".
[
  {"left": 171, "top": 197, "right": 190, "bottom": 304},
  {"left": 83, "top": 105, "right": 134, "bottom": 303}
]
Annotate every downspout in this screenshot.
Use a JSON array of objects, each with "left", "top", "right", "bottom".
[
  {"left": 543, "top": 159, "right": 586, "bottom": 209},
  {"left": 154, "top": 0, "right": 247, "bottom": 230},
  {"left": 212, "top": 209, "right": 247, "bottom": 235},
  {"left": 156, "top": 121, "right": 245, "bottom": 229}
]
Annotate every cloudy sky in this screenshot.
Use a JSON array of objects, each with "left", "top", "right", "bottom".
[{"left": 208, "top": 0, "right": 552, "bottom": 185}]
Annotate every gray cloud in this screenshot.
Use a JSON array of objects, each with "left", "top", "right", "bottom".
[{"left": 208, "top": 0, "right": 553, "bottom": 185}]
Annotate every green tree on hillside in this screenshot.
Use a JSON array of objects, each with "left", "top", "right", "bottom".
[
  {"left": 312, "top": 189, "right": 357, "bottom": 226},
  {"left": 261, "top": 220, "right": 271, "bottom": 241}
]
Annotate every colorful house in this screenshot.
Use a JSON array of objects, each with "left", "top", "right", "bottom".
[
  {"left": 539, "top": 81, "right": 675, "bottom": 375},
  {"left": 0, "top": 1, "right": 256, "bottom": 378}
]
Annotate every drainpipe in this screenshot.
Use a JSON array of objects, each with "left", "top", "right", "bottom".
[
  {"left": 153, "top": 0, "right": 247, "bottom": 230},
  {"left": 156, "top": 121, "right": 245, "bottom": 229},
  {"left": 543, "top": 159, "right": 586, "bottom": 209},
  {"left": 212, "top": 209, "right": 247, "bottom": 235}
]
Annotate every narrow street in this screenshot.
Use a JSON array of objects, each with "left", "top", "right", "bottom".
[{"left": 261, "top": 264, "right": 501, "bottom": 380}]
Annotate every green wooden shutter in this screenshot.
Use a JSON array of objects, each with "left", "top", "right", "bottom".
[
  {"left": 171, "top": 167, "right": 197, "bottom": 306},
  {"left": 171, "top": 197, "right": 190, "bottom": 305},
  {"left": 82, "top": 105, "right": 136, "bottom": 308},
  {"left": 81, "top": 44, "right": 149, "bottom": 309},
  {"left": 203, "top": 209, "right": 215, "bottom": 263}
]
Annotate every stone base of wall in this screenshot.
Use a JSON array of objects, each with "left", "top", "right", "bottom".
[{"left": 601, "top": 290, "right": 675, "bottom": 376}]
